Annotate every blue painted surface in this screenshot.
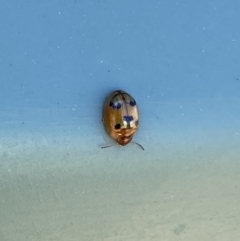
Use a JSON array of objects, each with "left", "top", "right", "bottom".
[{"left": 0, "top": 1, "right": 240, "bottom": 240}]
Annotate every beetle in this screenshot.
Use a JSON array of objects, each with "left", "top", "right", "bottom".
[{"left": 102, "top": 90, "right": 144, "bottom": 150}]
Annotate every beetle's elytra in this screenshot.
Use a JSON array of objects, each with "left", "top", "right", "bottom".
[{"left": 102, "top": 90, "right": 144, "bottom": 150}]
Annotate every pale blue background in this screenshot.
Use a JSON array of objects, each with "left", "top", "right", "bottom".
[{"left": 1, "top": 1, "right": 240, "bottom": 240}]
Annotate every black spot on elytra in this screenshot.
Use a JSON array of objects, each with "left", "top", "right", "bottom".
[
  {"left": 110, "top": 101, "right": 122, "bottom": 109},
  {"left": 129, "top": 100, "right": 136, "bottom": 106},
  {"left": 115, "top": 123, "right": 121, "bottom": 129},
  {"left": 123, "top": 116, "right": 134, "bottom": 123}
]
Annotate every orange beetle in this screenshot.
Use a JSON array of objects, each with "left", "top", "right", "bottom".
[{"left": 102, "top": 90, "right": 144, "bottom": 150}]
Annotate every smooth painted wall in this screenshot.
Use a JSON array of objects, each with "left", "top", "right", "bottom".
[{"left": 1, "top": 1, "right": 240, "bottom": 240}]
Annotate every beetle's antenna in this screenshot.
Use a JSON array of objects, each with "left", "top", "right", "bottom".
[
  {"left": 132, "top": 142, "right": 144, "bottom": 150},
  {"left": 101, "top": 144, "right": 115, "bottom": 149},
  {"left": 101, "top": 143, "right": 144, "bottom": 150}
]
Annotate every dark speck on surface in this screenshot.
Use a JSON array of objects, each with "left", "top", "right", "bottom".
[{"left": 173, "top": 224, "right": 186, "bottom": 235}]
